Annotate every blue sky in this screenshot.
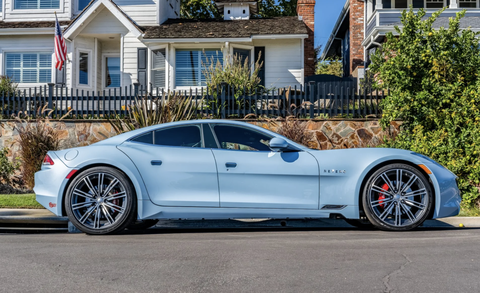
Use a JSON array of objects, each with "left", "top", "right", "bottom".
[{"left": 314, "top": 0, "right": 347, "bottom": 54}]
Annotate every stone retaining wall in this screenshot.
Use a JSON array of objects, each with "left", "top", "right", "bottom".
[{"left": 0, "top": 119, "right": 401, "bottom": 161}]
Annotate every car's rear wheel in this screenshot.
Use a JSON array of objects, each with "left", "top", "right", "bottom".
[
  {"left": 65, "top": 167, "right": 136, "bottom": 235},
  {"left": 362, "top": 163, "right": 433, "bottom": 231}
]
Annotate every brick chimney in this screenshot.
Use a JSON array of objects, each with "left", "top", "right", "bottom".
[
  {"left": 349, "top": 0, "right": 364, "bottom": 76},
  {"left": 297, "top": 0, "right": 315, "bottom": 77}
]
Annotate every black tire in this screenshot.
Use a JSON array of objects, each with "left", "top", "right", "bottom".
[
  {"left": 362, "top": 163, "right": 433, "bottom": 231},
  {"left": 65, "top": 167, "right": 137, "bottom": 235},
  {"left": 127, "top": 220, "right": 159, "bottom": 230}
]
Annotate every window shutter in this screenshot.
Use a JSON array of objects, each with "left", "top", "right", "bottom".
[
  {"left": 137, "top": 48, "right": 148, "bottom": 90},
  {"left": 254, "top": 47, "right": 265, "bottom": 87},
  {"left": 412, "top": 0, "right": 423, "bottom": 7},
  {"left": 382, "top": 0, "right": 391, "bottom": 8}
]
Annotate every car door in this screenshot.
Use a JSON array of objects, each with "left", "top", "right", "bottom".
[
  {"left": 118, "top": 124, "right": 219, "bottom": 207},
  {"left": 210, "top": 124, "right": 320, "bottom": 209}
]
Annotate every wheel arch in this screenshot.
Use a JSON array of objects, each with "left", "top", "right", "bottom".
[
  {"left": 61, "top": 163, "right": 142, "bottom": 217},
  {"left": 356, "top": 159, "right": 436, "bottom": 220}
]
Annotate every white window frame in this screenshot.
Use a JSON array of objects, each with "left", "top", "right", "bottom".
[
  {"left": 76, "top": 48, "right": 92, "bottom": 88},
  {"left": 458, "top": 0, "right": 479, "bottom": 8},
  {"left": 424, "top": 0, "right": 447, "bottom": 8},
  {"left": 230, "top": 44, "right": 254, "bottom": 73},
  {"left": 2, "top": 49, "right": 54, "bottom": 86},
  {"left": 11, "top": 0, "right": 64, "bottom": 14},
  {"left": 102, "top": 53, "right": 121, "bottom": 90},
  {"left": 172, "top": 44, "right": 224, "bottom": 90},
  {"left": 148, "top": 45, "right": 168, "bottom": 91}
]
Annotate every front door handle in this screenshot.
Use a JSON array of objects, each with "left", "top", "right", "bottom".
[
  {"left": 225, "top": 162, "right": 237, "bottom": 168},
  {"left": 151, "top": 160, "right": 163, "bottom": 166}
]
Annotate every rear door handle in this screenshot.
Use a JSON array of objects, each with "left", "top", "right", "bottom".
[
  {"left": 225, "top": 162, "right": 237, "bottom": 168},
  {"left": 151, "top": 160, "right": 163, "bottom": 166}
]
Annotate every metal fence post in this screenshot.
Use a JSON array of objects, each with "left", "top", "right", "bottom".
[
  {"left": 47, "top": 83, "right": 54, "bottom": 112},
  {"left": 133, "top": 82, "right": 140, "bottom": 97},
  {"left": 221, "top": 82, "right": 227, "bottom": 119},
  {"left": 308, "top": 81, "right": 315, "bottom": 118}
]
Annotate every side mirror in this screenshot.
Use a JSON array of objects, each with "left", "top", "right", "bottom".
[{"left": 269, "top": 137, "right": 289, "bottom": 152}]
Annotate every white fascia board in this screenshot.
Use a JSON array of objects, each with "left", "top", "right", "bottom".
[
  {"left": 64, "top": 0, "right": 143, "bottom": 39},
  {"left": 251, "top": 34, "right": 308, "bottom": 39},
  {"left": 141, "top": 38, "right": 253, "bottom": 43},
  {"left": 0, "top": 28, "right": 54, "bottom": 35}
]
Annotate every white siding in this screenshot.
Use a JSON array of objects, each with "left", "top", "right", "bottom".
[
  {"left": 253, "top": 39, "right": 303, "bottom": 89},
  {"left": 122, "top": 32, "right": 146, "bottom": 87},
  {"left": 0, "top": 34, "right": 54, "bottom": 89},
  {"left": 3, "top": 0, "right": 71, "bottom": 21},
  {"left": 80, "top": 8, "right": 129, "bottom": 35},
  {"left": 114, "top": 0, "right": 158, "bottom": 26},
  {"left": 158, "top": 0, "right": 180, "bottom": 24}
]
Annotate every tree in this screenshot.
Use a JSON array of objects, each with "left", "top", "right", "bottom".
[
  {"left": 316, "top": 58, "right": 343, "bottom": 77},
  {"left": 370, "top": 8, "right": 480, "bottom": 207}
]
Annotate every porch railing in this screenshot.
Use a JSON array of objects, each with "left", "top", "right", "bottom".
[{"left": 0, "top": 82, "right": 385, "bottom": 120}]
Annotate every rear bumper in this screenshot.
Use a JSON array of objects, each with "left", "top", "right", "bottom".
[{"left": 33, "top": 152, "right": 73, "bottom": 216}]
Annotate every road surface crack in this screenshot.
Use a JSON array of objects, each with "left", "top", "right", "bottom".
[{"left": 383, "top": 252, "right": 412, "bottom": 293}]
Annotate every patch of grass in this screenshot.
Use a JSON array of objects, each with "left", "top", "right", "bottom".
[
  {"left": 0, "top": 194, "right": 44, "bottom": 209},
  {"left": 458, "top": 204, "right": 480, "bottom": 217}
]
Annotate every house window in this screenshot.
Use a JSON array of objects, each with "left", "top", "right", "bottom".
[
  {"left": 105, "top": 57, "right": 120, "bottom": 88},
  {"left": 5, "top": 53, "right": 52, "bottom": 83},
  {"left": 395, "top": 0, "right": 408, "bottom": 8},
  {"left": 78, "top": 51, "right": 89, "bottom": 85},
  {"left": 14, "top": 0, "right": 60, "bottom": 9},
  {"left": 78, "top": 0, "right": 90, "bottom": 11},
  {"left": 425, "top": 0, "right": 445, "bottom": 8},
  {"left": 0, "top": 1, "right": 2, "bottom": 12},
  {"left": 459, "top": 0, "right": 477, "bottom": 7},
  {"left": 233, "top": 48, "right": 250, "bottom": 65},
  {"left": 152, "top": 49, "right": 166, "bottom": 89},
  {"left": 175, "top": 49, "right": 223, "bottom": 87}
]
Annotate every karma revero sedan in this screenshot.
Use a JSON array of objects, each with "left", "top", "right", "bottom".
[{"left": 34, "top": 120, "right": 461, "bottom": 234}]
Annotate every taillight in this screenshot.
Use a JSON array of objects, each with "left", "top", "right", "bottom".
[{"left": 43, "top": 154, "right": 54, "bottom": 165}]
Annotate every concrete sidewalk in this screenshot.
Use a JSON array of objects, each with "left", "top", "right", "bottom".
[{"left": 0, "top": 209, "right": 479, "bottom": 231}]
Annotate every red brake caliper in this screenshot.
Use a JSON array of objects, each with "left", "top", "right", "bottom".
[{"left": 378, "top": 183, "right": 389, "bottom": 208}]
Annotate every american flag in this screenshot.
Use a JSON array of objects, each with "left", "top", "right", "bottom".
[{"left": 54, "top": 14, "right": 67, "bottom": 71}]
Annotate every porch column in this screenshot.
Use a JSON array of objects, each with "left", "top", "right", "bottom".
[
  {"left": 449, "top": 0, "right": 458, "bottom": 8},
  {"left": 375, "top": 0, "right": 383, "bottom": 9}
]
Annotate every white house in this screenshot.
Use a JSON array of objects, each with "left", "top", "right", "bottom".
[{"left": 0, "top": 0, "right": 316, "bottom": 92}]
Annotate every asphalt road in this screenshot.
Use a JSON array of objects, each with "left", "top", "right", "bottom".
[{"left": 0, "top": 227, "right": 479, "bottom": 293}]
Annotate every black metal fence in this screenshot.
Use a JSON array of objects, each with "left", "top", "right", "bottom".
[{"left": 0, "top": 82, "right": 385, "bottom": 119}]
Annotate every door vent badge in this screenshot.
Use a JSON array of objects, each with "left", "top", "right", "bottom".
[{"left": 321, "top": 205, "right": 347, "bottom": 210}]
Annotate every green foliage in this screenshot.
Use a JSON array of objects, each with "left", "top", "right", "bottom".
[
  {"left": 316, "top": 57, "right": 343, "bottom": 77},
  {"left": 15, "top": 111, "right": 60, "bottom": 189},
  {"left": 203, "top": 53, "right": 264, "bottom": 116},
  {"left": 257, "top": 0, "right": 297, "bottom": 17},
  {"left": 0, "top": 147, "right": 20, "bottom": 185},
  {"left": 370, "top": 8, "right": 480, "bottom": 206},
  {"left": 109, "top": 92, "right": 198, "bottom": 134},
  {"left": 0, "top": 76, "right": 17, "bottom": 95}
]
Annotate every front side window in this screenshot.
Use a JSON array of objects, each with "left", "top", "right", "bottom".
[
  {"left": 175, "top": 49, "right": 223, "bottom": 87},
  {"left": 79, "top": 51, "right": 89, "bottom": 85},
  {"left": 155, "top": 126, "right": 202, "bottom": 148},
  {"left": 105, "top": 57, "right": 121, "bottom": 88},
  {"left": 395, "top": 0, "right": 408, "bottom": 8},
  {"left": 5, "top": 53, "right": 51, "bottom": 83},
  {"left": 459, "top": 0, "right": 477, "bottom": 7},
  {"left": 212, "top": 125, "right": 272, "bottom": 151},
  {"left": 14, "top": 0, "right": 60, "bottom": 9},
  {"left": 152, "top": 49, "right": 166, "bottom": 89},
  {"left": 78, "top": 0, "right": 90, "bottom": 11}
]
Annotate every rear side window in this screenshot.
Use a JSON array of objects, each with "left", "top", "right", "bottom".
[
  {"left": 154, "top": 126, "right": 201, "bottom": 148},
  {"left": 131, "top": 131, "right": 153, "bottom": 144}
]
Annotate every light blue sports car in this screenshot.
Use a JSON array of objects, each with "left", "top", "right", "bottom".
[{"left": 34, "top": 120, "right": 461, "bottom": 234}]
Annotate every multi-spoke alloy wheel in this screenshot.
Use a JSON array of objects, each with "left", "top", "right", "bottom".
[
  {"left": 65, "top": 167, "right": 136, "bottom": 235},
  {"left": 362, "top": 164, "right": 433, "bottom": 231}
]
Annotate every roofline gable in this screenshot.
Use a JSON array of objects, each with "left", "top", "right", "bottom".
[{"left": 64, "top": 0, "right": 143, "bottom": 39}]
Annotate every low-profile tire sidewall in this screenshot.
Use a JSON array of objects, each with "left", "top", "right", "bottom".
[
  {"left": 362, "top": 163, "right": 433, "bottom": 231},
  {"left": 65, "top": 167, "right": 137, "bottom": 235}
]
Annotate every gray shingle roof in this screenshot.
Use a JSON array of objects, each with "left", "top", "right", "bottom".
[
  {"left": 0, "top": 21, "right": 70, "bottom": 29},
  {"left": 143, "top": 17, "right": 307, "bottom": 39}
]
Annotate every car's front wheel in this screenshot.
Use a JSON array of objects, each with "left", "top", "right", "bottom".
[
  {"left": 362, "top": 163, "right": 433, "bottom": 231},
  {"left": 65, "top": 167, "right": 136, "bottom": 235}
]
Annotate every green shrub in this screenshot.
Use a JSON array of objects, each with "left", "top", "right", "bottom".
[
  {"left": 316, "top": 57, "right": 343, "bottom": 77},
  {"left": 0, "top": 147, "right": 20, "bottom": 185},
  {"left": 0, "top": 76, "right": 17, "bottom": 95},
  {"left": 109, "top": 92, "right": 198, "bottom": 134},
  {"left": 15, "top": 113, "right": 60, "bottom": 189},
  {"left": 370, "top": 8, "right": 480, "bottom": 207}
]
